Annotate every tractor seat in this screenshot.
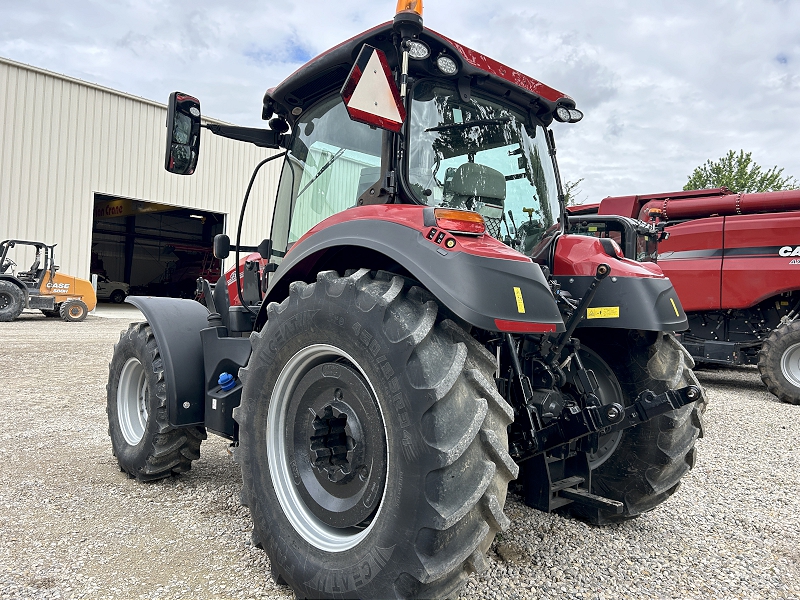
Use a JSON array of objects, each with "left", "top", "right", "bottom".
[
  {"left": 17, "top": 259, "right": 40, "bottom": 281},
  {"left": 445, "top": 163, "right": 506, "bottom": 237}
]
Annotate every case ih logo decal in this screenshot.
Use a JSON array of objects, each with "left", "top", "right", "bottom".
[
  {"left": 46, "top": 282, "right": 70, "bottom": 293},
  {"left": 779, "top": 246, "right": 800, "bottom": 257}
]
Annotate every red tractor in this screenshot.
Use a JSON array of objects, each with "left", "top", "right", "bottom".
[
  {"left": 569, "top": 187, "right": 800, "bottom": 405},
  {"left": 106, "top": 4, "right": 703, "bottom": 598}
]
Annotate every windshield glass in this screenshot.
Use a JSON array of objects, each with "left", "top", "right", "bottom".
[
  {"left": 271, "top": 95, "right": 382, "bottom": 255},
  {"left": 408, "top": 81, "right": 560, "bottom": 251}
]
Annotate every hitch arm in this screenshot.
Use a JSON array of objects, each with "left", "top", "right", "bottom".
[
  {"left": 547, "top": 263, "right": 610, "bottom": 362},
  {"left": 532, "top": 384, "right": 702, "bottom": 456}
]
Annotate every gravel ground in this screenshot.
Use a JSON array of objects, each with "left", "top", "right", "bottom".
[{"left": 1, "top": 312, "right": 798, "bottom": 600}]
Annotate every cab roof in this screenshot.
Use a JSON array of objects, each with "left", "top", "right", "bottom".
[{"left": 263, "top": 22, "right": 575, "bottom": 126}]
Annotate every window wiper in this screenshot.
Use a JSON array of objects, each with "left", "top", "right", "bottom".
[
  {"left": 425, "top": 117, "right": 510, "bottom": 132},
  {"left": 297, "top": 148, "right": 346, "bottom": 198}
]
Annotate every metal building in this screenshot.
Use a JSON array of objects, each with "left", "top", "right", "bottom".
[{"left": 0, "top": 56, "right": 280, "bottom": 298}]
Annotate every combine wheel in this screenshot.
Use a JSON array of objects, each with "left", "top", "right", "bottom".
[
  {"left": 235, "top": 270, "right": 518, "bottom": 599},
  {"left": 758, "top": 320, "right": 800, "bottom": 405},
  {"left": 0, "top": 280, "right": 24, "bottom": 322},
  {"left": 571, "top": 330, "right": 705, "bottom": 524},
  {"left": 60, "top": 299, "right": 88, "bottom": 322},
  {"left": 106, "top": 322, "right": 206, "bottom": 481}
]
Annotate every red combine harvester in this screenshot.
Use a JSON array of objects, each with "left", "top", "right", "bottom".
[
  {"left": 570, "top": 187, "right": 800, "bottom": 405},
  {"left": 105, "top": 3, "right": 704, "bottom": 597}
]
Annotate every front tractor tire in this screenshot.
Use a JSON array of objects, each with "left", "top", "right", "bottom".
[
  {"left": 235, "top": 270, "right": 518, "bottom": 599},
  {"left": 571, "top": 330, "right": 705, "bottom": 524},
  {"left": 60, "top": 299, "right": 88, "bottom": 322},
  {"left": 758, "top": 320, "right": 800, "bottom": 405},
  {"left": 106, "top": 323, "right": 206, "bottom": 481}
]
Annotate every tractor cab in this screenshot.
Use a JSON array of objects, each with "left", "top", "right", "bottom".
[{"left": 259, "top": 19, "right": 580, "bottom": 267}]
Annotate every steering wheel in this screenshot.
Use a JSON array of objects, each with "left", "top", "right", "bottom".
[{"left": 1, "top": 258, "right": 16, "bottom": 274}]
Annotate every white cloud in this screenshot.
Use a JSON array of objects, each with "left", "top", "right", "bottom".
[{"left": 1, "top": 0, "right": 799, "bottom": 201}]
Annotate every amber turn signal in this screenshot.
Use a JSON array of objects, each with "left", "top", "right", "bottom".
[{"left": 434, "top": 208, "right": 486, "bottom": 235}]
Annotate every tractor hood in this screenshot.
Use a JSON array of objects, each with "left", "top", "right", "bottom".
[{"left": 263, "top": 22, "right": 575, "bottom": 127}]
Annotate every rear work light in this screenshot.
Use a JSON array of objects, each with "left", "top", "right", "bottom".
[{"left": 434, "top": 208, "right": 486, "bottom": 235}]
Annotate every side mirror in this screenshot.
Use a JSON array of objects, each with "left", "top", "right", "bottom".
[
  {"left": 213, "top": 234, "right": 230, "bottom": 259},
  {"left": 165, "top": 92, "right": 201, "bottom": 175}
]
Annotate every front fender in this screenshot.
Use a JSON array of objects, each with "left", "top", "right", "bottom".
[
  {"left": 259, "top": 219, "right": 565, "bottom": 334},
  {"left": 125, "top": 296, "right": 210, "bottom": 426}
]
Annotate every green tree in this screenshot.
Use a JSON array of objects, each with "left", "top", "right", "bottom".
[
  {"left": 563, "top": 178, "right": 585, "bottom": 206},
  {"left": 684, "top": 150, "right": 797, "bottom": 193}
]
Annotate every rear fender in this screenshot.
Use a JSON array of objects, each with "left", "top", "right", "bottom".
[
  {"left": 125, "top": 297, "right": 210, "bottom": 427},
  {"left": 258, "top": 218, "right": 565, "bottom": 334},
  {"left": 554, "top": 275, "right": 689, "bottom": 332}
]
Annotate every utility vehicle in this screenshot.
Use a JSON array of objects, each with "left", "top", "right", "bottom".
[
  {"left": 106, "top": 3, "right": 704, "bottom": 598},
  {"left": 0, "top": 239, "right": 96, "bottom": 322}
]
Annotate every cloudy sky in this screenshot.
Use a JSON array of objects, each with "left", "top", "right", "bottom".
[{"left": 2, "top": 0, "right": 799, "bottom": 202}]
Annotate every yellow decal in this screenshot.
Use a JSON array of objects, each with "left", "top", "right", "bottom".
[
  {"left": 587, "top": 306, "right": 620, "bottom": 319},
  {"left": 588, "top": 226, "right": 598, "bottom": 232},
  {"left": 513, "top": 287, "right": 525, "bottom": 314},
  {"left": 669, "top": 297, "right": 681, "bottom": 317}
]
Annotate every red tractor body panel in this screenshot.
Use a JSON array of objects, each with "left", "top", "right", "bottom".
[{"left": 552, "top": 235, "right": 663, "bottom": 278}]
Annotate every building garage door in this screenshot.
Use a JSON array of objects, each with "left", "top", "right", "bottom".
[{"left": 91, "top": 193, "right": 224, "bottom": 300}]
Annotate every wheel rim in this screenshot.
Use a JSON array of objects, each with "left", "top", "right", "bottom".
[
  {"left": 780, "top": 342, "right": 800, "bottom": 388},
  {"left": 69, "top": 304, "right": 84, "bottom": 318},
  {"left": 268, "top": 344, "right": 388, "bottom": 552},
  {"left": 571, "top": 350, "right": 625, "bottom": 469},
  {"left": 117, "top": 357, "right": 149, "bottom": 445},
  {"left": 0, "top": 292, "right": 10, "bottom": 310}
]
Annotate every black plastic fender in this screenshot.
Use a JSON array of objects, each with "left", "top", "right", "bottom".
[
  {"left": 258, "top": 219, "right": 565, "bottom": 333},
  {"left": 125, "top": 296, "right": 210, "bottom": 426},
  {"left": 554, "top": 275, "right": 689, "bottom": 332}
]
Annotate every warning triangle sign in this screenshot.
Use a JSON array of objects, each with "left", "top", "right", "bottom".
[{"left": 341, "top": 45, "right": 406, "bottom": 133}]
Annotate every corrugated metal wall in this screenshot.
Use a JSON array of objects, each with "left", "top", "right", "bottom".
[{"left": 0, "top": 56, "right": 281, "bottom": 278}]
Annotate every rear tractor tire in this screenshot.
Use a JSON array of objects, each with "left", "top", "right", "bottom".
[
  {"left": 570, "top": 330, "right": 705, "bottom": 524},
  {"left": 235, "top": 269, "right": 518, "bottom": 599},
  {"left": 106, "top": 322, "right": 206, "bottom": 481},
  {"left": 758, "top": 320, "right": 800, "bottom": 405},
  {"left": 0, "top": 280, "right": 24, "bottom": 322},
  {"left": 60, "top": 299, "right": 88, "bottom": 322}
]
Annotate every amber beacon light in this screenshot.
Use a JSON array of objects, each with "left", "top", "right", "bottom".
[{"left": 395, "top": 0, "right": 423, "bottom": 17}]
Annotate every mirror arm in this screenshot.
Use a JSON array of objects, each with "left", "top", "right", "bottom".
[{"left": 202, "top": 123, "right": 285, "bottom": 149}]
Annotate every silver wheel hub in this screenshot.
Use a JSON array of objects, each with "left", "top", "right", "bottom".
[
  {"left": 117, "top": 357, "right": 148, "bottom": 445},
  {"left": 780, "top": 342, "right": 800, "bottom": 388},
  {"left": 267, "top": 344, "right": 388, "bottom": 552}
]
